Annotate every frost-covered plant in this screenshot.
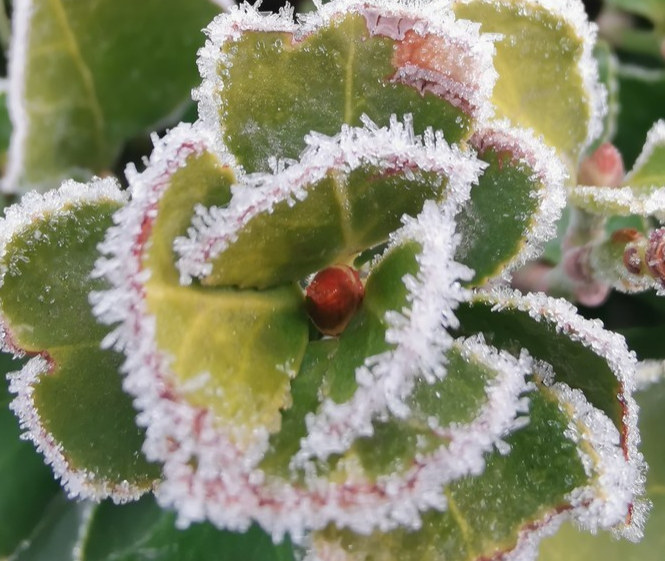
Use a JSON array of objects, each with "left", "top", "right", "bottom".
[{"left": 2, "top": 0, "right": 665, "bottom": 560}]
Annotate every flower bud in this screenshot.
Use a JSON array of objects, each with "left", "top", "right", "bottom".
[{"left": 577, "top": 143, "right": 625, "bottom": 187}]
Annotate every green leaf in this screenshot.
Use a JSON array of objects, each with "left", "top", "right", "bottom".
[
  {"left": 456, "top": 128, "right": 563, "bottom": 285},
  {"left": 454, "top": 289, "right": 630, "bottom": 435},
  {"left": 203, "top": 165, "right": 447, "bottom": 290},
  {"left": 8, "top": 0, "right": 223, "bottom": 192},
  {"left": 309, "top": 385, "right": 589, "bottom": 561},
  {"left": 9, "top": 495, "right": 93, "bottom": 561},
  {"left": 615, "top": 64, "right": 665, "bottom": 169},
  {"left": 0, "top": 81, "right": 11, "bottom": 175},
  {"left": 0, "top": 354, "right": 59, "bottom": 558},
  {"left": 588, "top": 41, "right": 620, "bottom": 154},
  {"left": 538, "top": 378, "right": 665, "bottom": 561},
  {"left": 453, "top": 0, "right": 601, "bottom": 167},
  {"left": 142, "top": 148, "right": 310, "bottom": 439},
  {"left": 0, "top": 181, "right": 159, "bottom": 499},
  {"left": 80, "top": 496, "right": 297, "bottom": 561},
  {"left": 184, "top": 119, "right": 482, "bottom": 291},
  {"left": 12, "top": 493, "right": 298, "bottom": 561},
  {"left": 604, "top": 0, "right": 665, "bottom": 26},
  {"left": 207, "top": 6, "right": 484, "bottom": 174}
]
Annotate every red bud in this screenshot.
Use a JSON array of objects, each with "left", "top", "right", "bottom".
[{"left": 305, "top": 265, "right": 365, "bottom": 336}]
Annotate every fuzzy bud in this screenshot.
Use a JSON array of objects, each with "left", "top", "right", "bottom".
[{"left": 577, "top": 143, "right": 625, "bottom": 187}]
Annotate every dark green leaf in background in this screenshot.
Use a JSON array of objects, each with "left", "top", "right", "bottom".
[{"left": 7, "top": 0, "right": 224, "bottom": 192}]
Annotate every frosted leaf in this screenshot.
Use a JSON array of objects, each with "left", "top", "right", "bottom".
[
  {"left": 453, "top": 0, "right": 606, "bottom": 162},
  {"left": 175, "top": 115, "right": 485, "bottom": 286},
  {"left": 547, "top": 382, "right": 646, "bottom": 540},
  {"left": 90, "top": 119, "right": 546, "bottom": 538},
  {"left": 0, "top": 177, "right": 160, "bottom": 502},
  {"left": 462, "top": 287, "right": 646, "bottom": 539},
  {"left": 195, "top": 0, "right": 497, "bottom": 173},
  {"left": 0, "top": 178, "right": 126, "bottom": 336},
  {"left": 457, "top": 119, "right": 567, "bottom": 284},
  {"left": 7, "top": 356, "right": 147, "bottom": 504},
  {"left": 294, "top": 197, "right": 474, "bottom": 464}
]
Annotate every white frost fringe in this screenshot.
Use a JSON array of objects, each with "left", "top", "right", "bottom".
[
  {"left": 7, "top": 357, "right": 146, "bottom": 503},
  {"left": 175, "top": 113, "right": 484, "bottom": 284},
  {"left": 90, "top": 118, "right": 543, "bottom": 540},
  {"left": 454, "top": 0, "right": 606, "bottom": 155}
]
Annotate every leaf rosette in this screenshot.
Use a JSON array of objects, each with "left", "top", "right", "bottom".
[{"left": 0, "top": 0, "right": 649, "bottom": 560}]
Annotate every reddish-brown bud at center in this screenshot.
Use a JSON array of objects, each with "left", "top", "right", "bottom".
[{"left": 305, "top": 265, "right": 365, "bottom": 336}]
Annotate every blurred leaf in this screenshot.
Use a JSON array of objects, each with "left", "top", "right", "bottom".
[
  {"left": 604, "top": 0, "right": 665, "bottom": 26},
  {"left": 80, "top": 496, "right": 297, "bottom": 561},
  {"left": 10, "top": 495, "right": 93, "bottom": 561},
  {"left": 620, "top": 324, "right": 665, "bottom": 361},
  {"left": 7, "top": 0, "right": 223, "bottom": 192},
  {"left": 0, "top": 80, "right": 11, "bottom": 175},
  {"left": 588, "top": 41, "right": 620, "bottom": 153},
  {"left": 0, "top": 353, "right": 59, "bottom": 558},
  {"left": 615, "top": 64, "right": 665, "bottom": 169},
  {"left": 568, "top": 119, "right": 665, "bottom": 218}
]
